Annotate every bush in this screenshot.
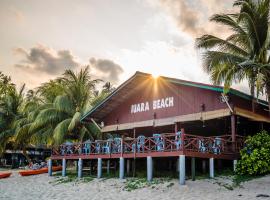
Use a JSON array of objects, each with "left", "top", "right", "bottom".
[{"left": 236, "top": 130, "right": 270, "bottom": 175}]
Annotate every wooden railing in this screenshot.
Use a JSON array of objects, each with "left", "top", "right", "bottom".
[{"left": 52, "top": 133, "right": 244, "bottom": 157}]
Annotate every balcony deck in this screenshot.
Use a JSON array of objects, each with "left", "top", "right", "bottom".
[{"left": 51, "top": 133, "right": 244, "bottom": 160}]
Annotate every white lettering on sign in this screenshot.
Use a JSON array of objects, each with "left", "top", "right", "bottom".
[{"left": 130, "top": 97, "right": 174, "bottom": 114}]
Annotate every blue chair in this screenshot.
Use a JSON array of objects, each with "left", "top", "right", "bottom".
[
  {"left": 137, "top": 135, "right": 145, "bottom": 153},
  {"left": 198, "top": 139, "right": 207, "bottom": 152},
  {"left": 153, "top": 134, "right": 164, "bottom": 151},
  {"left": 103, "top": 139, "right": 112, "bottom": 154},
  {"left": 112, "top": 138, "right": 122, "bottom": 153},
  {"left": 175, "top": 131, "right": 182, "bottom": 150},
  {"left": 65, "top": 142, "right": 73, "bottom": 154},
  {"left": 95, "top": 141, "right": 101, "bottom": 153},
  {"left": 82, "top": 140, "right": 91, "bottom": 154},
  {"left": 60, "top": 145, "right": 66, "bottom": 155},
  {"left": 212, "top": 137, "right": 222, "bottom": 154}
]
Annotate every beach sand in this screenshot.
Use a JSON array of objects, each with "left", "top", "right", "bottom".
[{"left": 1, "top": 171, "right": 270, "bottom": 200}]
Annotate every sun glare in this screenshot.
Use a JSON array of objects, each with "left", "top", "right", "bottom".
[{"left": 151, "top": 72, "right": 160, "bottom": 79}]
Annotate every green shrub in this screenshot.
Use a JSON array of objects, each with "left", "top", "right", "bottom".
[{"left": 236, "top": 130, "right": 270, "bottom": 175}]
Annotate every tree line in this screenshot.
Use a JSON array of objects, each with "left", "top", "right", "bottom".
[{"left": 0, "top": 67, "right": 114, "bottom": 163}]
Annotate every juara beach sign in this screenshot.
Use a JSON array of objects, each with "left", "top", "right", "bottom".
[{"left": 130, "top": 96, "right": 174, "bottom": 114}]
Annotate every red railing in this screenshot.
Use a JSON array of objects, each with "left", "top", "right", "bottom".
[{"left": 51, "top": 133, "right": 244, "bottom": 157}]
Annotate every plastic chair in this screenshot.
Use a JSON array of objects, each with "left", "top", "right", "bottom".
[
  {"left": 95, "top": 141, "right": 101, "bottom": 153},
  {"left": 212, "top": 137, "right": 222, "bottom": 154},
  {"left": 103, "top": 139, "right": 112, "bottom": 154},
  {"left": 175, "top": 131, "right": 182, "bottom": 150},
  {"left": 137, "top": 135, "right": 145, "bottom": 153},
  {"left": 82, "top": 140, "right": 91, "bottom": 154},
  {"left": 153, "top": 133, "right": 164, "bottom": 151},
  {"left": 112, "top": 138, "right": 122, "bottom": 153},
  {"left": 198, "top": 139, "right": 207, "bottom": 152},
  {"left": 65, "top": 142, "right": 73, "bottom": 154}
]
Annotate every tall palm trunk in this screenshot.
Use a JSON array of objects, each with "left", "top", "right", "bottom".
[
  {"left": 267, "top": 83, "right": 270, "bottom": 114},
  {"left": 250, "top": 81, "right": 256, "bottom": 112},
  {"left": 22, "top": 147, "right": 32, "bottom": 165}
]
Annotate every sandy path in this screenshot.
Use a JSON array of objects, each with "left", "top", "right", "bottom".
[{"left": 1, "top": 171, "right": 270, "bottom": 200}]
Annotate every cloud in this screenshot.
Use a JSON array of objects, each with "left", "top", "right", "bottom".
[
  {"left": 14, "top": 44, "right": 79, "bottom": 75},
  {"left": 89, "top": 58, "right": 124, "bottom": 84},
  {"left": 159, "top": 0, "right": 235, "bottom": 37}
]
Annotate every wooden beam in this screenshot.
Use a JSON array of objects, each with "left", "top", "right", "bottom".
[{"left": 101, "top": 108, "right": 231, "bottom": 132}]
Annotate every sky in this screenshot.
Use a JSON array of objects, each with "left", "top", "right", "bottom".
[{"left": 0, "top": 0, "right": 251, "bottom": 94}]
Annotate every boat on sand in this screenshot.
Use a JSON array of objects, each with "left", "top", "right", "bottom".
[
  {"left": 0, "top": 172, "right": 12, "bottom": 179},
  {"left": 19, "top": 166, "right": 62, "bottom": 176}
]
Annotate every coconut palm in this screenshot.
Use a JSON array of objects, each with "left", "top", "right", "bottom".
[
  {"left": 30, "top": 66, "right": 101, "bottom": 145},
  {"left": 0, "top": 84, "right": 24, "bottom": 155},
  {"left": 196, "top": 0, "right": 270, "bottom": 109}
]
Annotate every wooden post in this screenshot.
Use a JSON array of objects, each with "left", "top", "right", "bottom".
[
  {"left": 133, "top": 128, "right": 136, "bottom": 177},
  {"left": 89, "top": 160, "right": 92, "bottom": 175},
  {"left": 191, "top": 157, "right": 195, "bottom": 181},
  {"left": 107, "top": 160, "right": 110, "bottom": 175},
  {"left": 231, "top": 115, "right": 236, "bottom": 152},
  {"left": 174, "top": 122, "right": 178, "bottom": 133},
  {"left": 126, "top": 159, "right": 130, "bottom": 176},
  {"left": 62, "top": 158, "right": 66, "bottom": 177},
  {"left": 202, "top": 160, "right": 207, "bottom": 174}
]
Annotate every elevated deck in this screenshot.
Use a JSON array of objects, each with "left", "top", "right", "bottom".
[{"left": 51, "top": 133, "right": 244, "bottom": 160}]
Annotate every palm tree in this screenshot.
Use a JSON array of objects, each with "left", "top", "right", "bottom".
[
  {"left": 30, "top": 66, "right": 101, "bottom": 145},
  {"left": 196, "top": 0, "right": 270, "bottom": 110},
  {"left": 0, "top": 84, "right": 24, "bottom": 155}
]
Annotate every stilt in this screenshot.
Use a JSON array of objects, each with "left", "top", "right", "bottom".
[
  {"left": 107, "top": 160, "right": 110, "bottom": 175},
  {"left": 132, "top": 159, "right": 136, "bottom": 177},
  {"left": 191, "top": 157, "right": 195, "bottom": 181},
  {"left": 147, "top": 156, "right": 153, "bottom": 182},
  {"left": 89, "top": 160, "right": 92, "bottom": 175},
  {"left": 179, "top": 155, "right": 185, "bottom": 185},
  {"left": 119, "top": 157, "right": 124, "bottom": 179},
  {"left": 233, "top": 160, "right": 237, "bottom": 172},
  {"left": 209, "top": 158, "right": 214, "bottom": 178},
  {"left": 48, "top": 159, "right": 52, "bottom": 176},
  {"left": 62, "top": 158, "right": 66, "bottom": 177},
  {"left": 176, "top": 158, "right": 179, "bottom": 172},
  {"left": 97, "top": 158, "right": 102, "bottom": 178},
  {"left": 202, "top": 160, "right": 207, "bottom": 173},
  {"left": 78, "top": 158, "right": 83, "bottom": 178},
  {"left": 126, "top": 159, "right": 130, "bottom": 176}
]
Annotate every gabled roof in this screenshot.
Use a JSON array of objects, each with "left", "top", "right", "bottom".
[{"left": 81, "top": 71, "right": 268, "bottom": 122}]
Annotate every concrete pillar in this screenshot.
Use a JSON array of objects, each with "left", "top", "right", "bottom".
[
  {"left": 209, "top": 158, "right": 214, "bottom": 178},
  {"left": 97, "top": 158, "right": 102, "bottom": 178},
  {"left": 147, "top": 156, "right": 153, "bottom": 182},
  {"left": 179, "top": 155, "right": 185, "bottom": 185},
  {"left": 107, "top": 160, "right": 110, "bottom": 175},
  {"left": 126, "top": 159, "right": 130, "bottom": 176},
  {"left": 48, "top": 159, "right": 52, "bottom": 176},
  {"left": 191, "top": 157, "right": 195, "bottom": 181},
  {"left": 62, "top": 158, "right": 66, "bottom": 177},
  {"left": 78, "top": 158, "right": 83, "bottom": 178},
  {"left": 233, "top": 160, "right": 237, "bottom": 172},
  {"left": 119, "top": 157, "right": 124, "bottom": 179},
  {"left": 202, "top": 160, "right": 207, "bottom": 173}
]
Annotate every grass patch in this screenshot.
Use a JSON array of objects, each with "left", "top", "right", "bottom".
[
  {"left": 124, "top": 177, "right": 172, "bottom": 192},
  {"left": 50, "top": 170, "right": 94, "bottom": 185}
]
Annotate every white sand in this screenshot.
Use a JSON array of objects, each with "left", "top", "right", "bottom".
[{"left": 1, "top": 171, "right": 270, "bottom": 200}]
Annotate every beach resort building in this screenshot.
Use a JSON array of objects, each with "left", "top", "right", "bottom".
[{"left": 50, "top": 72, "right": 270, "bottom": 184}]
